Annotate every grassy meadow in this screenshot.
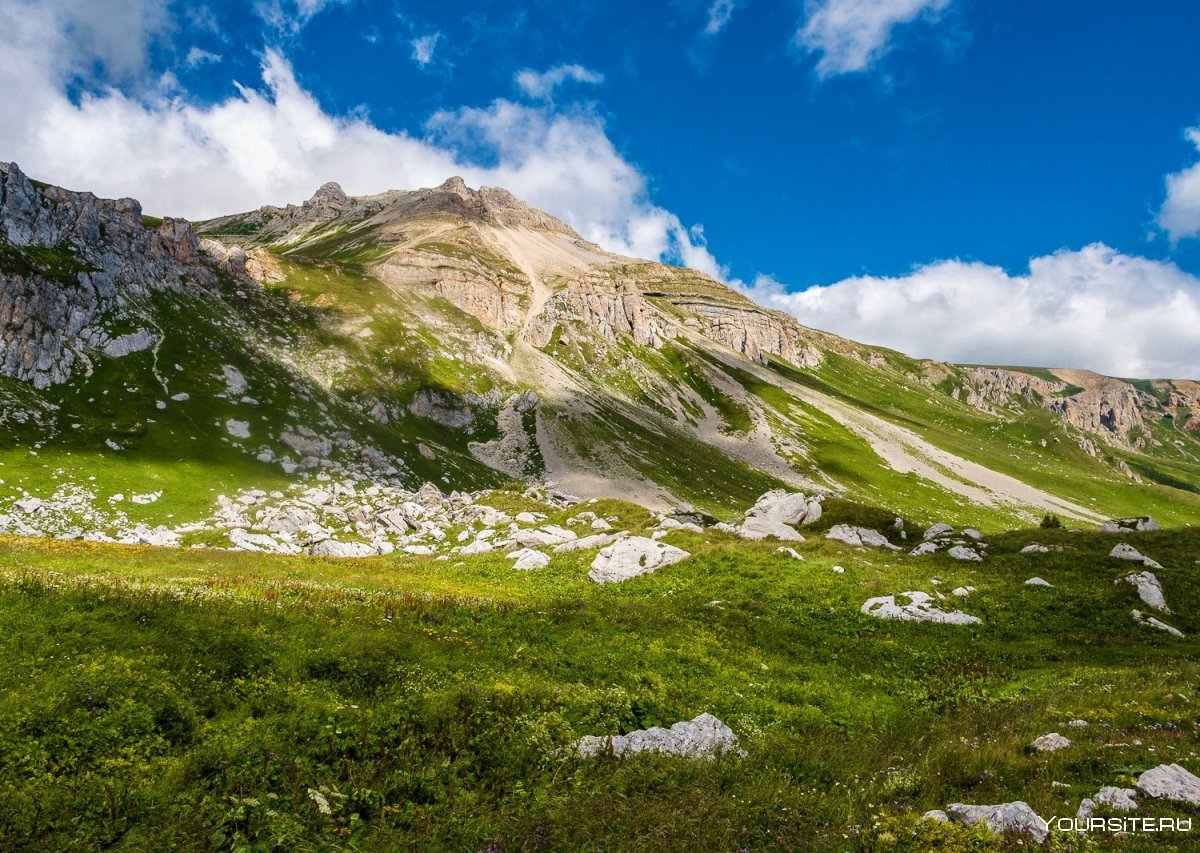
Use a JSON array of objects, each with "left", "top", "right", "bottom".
[{"left": 1, "top": 498, "right": 1198, "bottom": 851}]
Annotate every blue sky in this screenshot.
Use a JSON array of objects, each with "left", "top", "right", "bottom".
[{"left": 3, "top": 0, "right": 1200, "bottom": 376}]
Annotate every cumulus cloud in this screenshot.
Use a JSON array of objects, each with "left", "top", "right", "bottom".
[
  {"left": 1158, "top": 127, "right": 1200, "bottom": 243},
  {"left": 254, "top": 0, "right": 347, "bottom": 33},
  {"left": 796, "top": 0, "right": 953, "bottom": 78},
  {"left": 514, "top": 64, "right": 604, "bottom": 100},
  {"left": 739, "top": 244, "right": 1200, "bottom": 378},
  {"left": 410, "top": 33, "right": 440, "bottom": 67},
  {"left": 0, "top": 2, "right": 714, "bottom": 273},
  {"left": 703, "top": 0, "right": 740, "bottom": 35}
]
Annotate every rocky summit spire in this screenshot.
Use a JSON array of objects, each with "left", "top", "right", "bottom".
[{"left": 305, "top": 181, "right": 351, "bottom": 214}]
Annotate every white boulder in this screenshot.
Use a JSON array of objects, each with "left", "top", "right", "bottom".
[
  {"left": 860, "top": 591, "right": 980, "bottom": 625},
  {"left": 1137, "top": 764, "right": 1200, "bottom": 804},
  {"left": 575, "top": 713, "right": 741, "bottom": 760},
  {"left": 588, "top": 536, "right": 690, "bottom": 584}
]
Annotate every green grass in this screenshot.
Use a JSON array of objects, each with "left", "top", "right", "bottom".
[{"left": 2, "top": 518, "right": 1199, "bottom": 850}]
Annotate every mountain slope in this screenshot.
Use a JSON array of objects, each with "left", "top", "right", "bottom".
[{"left": 2, "top": 162, "right": 1197, "bottom": 536}]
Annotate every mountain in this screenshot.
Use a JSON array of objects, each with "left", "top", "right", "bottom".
[{"left": 2, "top": 160, "right": 1198, "bottom": 544}]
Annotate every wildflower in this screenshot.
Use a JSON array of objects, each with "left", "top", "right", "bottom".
[{"left": 308, "top": 788, "right": 332, "bottom": 815}]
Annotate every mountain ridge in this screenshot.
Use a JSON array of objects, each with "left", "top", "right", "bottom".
[{"left": 2, "top": 161, "right": 1198, "bottom": 541}]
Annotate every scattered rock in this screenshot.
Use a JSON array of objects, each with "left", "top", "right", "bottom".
[
  {"left": 860, "top": 591, "right": 980, "bottom": 625},
  {"left": 826, "top": 524, "right": 898, "bottom": 550},
  {"left": 951, "top": 586, "right": 975, "bottom": 597},
  {"left": 776, "top": 546, "right": 803, "bottom": 561},
  {"left": 924, "top": 523, "right": 954, "bottom": 540},
  {"left": 962, "top": 528, "right": 983, "bottom": 540},
  {"left": 222, "top": 364, "right": 249, "bottom": 396},
  {"left": 1093, "top": 787, "right": 1137, "bottom": 811},
  {"left": 1067, "top": 719, "right": 1089, "bottom": 729},
  {"left": 1100, "top": 516, "right": 1159, "bottom": 533},
  {"left": 225, "top": 419, "right": 250, "bottom": 439},
  {"left": 510, "top": 548, "right": 550, "bottom": 570},
  {"left": 1122, "top": 571, "right": 1168, "bottom": 612},
  {"left": 575, "top": 713, "right": 742, "bottom": 760},
  {"left": 1137, "top": 764, "right": 1200, "bottom": 804},
  {"left": 922, "top": 809, "right": 949, "bottom": 823},
  {"left": 1031, "top": 732, "right": 1071, "bottom": 752},
  {"left": 1132, "top": 609, "right": 1185, "bottom": 638},
  {"left": 588, "top": 536, "right": 689, "bottom": 584},
  {"left": 1021, "top": 543, "right": 1049, "bottom": 554},
  {"left": 1110, "top": 543, "right": 1163, "bottom": 569},
  {"left": 1024, "top": 577, "right": 1053, "bottom": 587},
  {"left": 734, "top": 490, "right": 821, "bottom": 541},
  {"left": 947, "top": 545, "right": 982, "bottom": 562},
  {"left": 944, "top": 801, "right": 1047, "bottom": 843},
  {"left": 909, "top": 541, "right": 939, "bottom": 557},
  {"left": 14, "top": 497, "right": 43, "bottom": 514}
]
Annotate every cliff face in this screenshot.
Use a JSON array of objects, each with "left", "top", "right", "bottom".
[
  {"left": 0, "top": 162, "right": 210, "bottom": 389},
  {"left": 957, "top": 366, "right": 1177, "bottom": 448}
]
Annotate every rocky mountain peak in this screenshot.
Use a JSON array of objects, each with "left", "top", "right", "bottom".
[{"left": 304, "top": 181, "right": 352, "bottom": 213}]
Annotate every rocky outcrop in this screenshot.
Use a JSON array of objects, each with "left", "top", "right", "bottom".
[
  {"left": 526, "top": 274, "right": 664, "bottom": 348},
  {"left": 860, "top": 591, "right": 980, "bottom": 625},
  {"left": 944, "top": 802, "right": 1047, "bottom": 843},
  {"left": 670, "top": 299, "right": 823, "bottom": 367},
  {"left": 0, "top": 161, "right": 212, "bottom": 389},
  {"left": 575, "top": 713, "right": 742, "bottom": 760}
]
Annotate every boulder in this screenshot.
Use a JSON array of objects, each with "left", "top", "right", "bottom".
[
  {"left": 588, "top": 536, "right": 689, "bottom": 584},
  {"left": 553, "top": 532, "right": 622, "bottom": 553},
  {"left": 575, "top": 713, "right": 741, "bottom": 760},
  {"left": 860, "top": 591, "right": 980, "bottom": 625},
  {"left": 1031, "top": 732, "right": 1071, "bottom": 752},
  {"left": 734, "top": 490, "right": 820, "bottom": 540},
  {"left": 1122, "top": 571, "right": 1168, "bottom": 612},
  {"left": 1024, "top": 577, "right": 1053, "bottom": 587},
  {"left": 909, "top": 542, "right": 938, "bottom": 557},
  {"left": 510, "top": 548, "right": 550, "bottom": 570},
  {"left": 924, "top": 523, "right": 954, "bottom": 540},
  {"left": 225, "top": 419, "right": 250, "bottom": 439},
  {"left": 13, "top": 497, "right": 42, "bottom": 514},
  {"left": 776, "top": 546, "right": 804, "bottom": 561},
  {"left": 311, "top": 539, "right": 377, "bottom": 558},
  {"left": 1110, "top": 543, "right": 1163, "bottom": 569},
  {"left": 1100, "top": 516, "right": 1159, "bottom": 533},
  {"left": 826, "top": 524, "right": 897, "bottom": 549},
  {"left": 947, "top": 545, "right": 982, "bottom": 562},
  {"left": 1093, "top": 787, "right": 1137, "bottom": 811},
  {"left": 1137, "top": 764, "right": 1200, "bottom": 804},
  {"left": 944, "top": 802, "right": 1047, "bottom": 843},
  {"left": 1021, "top": 543, "right": 1050, "bottom": 554},
  {"left": 1132, "top": 609, "right": 1185, "bottom": 638}
]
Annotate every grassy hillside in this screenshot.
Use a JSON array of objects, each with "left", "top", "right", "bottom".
[{"left": 3, "top": 501, "right": 1198, "bottom": 850}]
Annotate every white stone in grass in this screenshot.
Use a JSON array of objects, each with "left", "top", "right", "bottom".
[
  {"left": 1093, "top": 787, "right": 1138, "bottom": 811},
  {"left": 826, "top": 524, "right": 897, "bottom": 550},
  {"left": 924, "top": 522, "right": 954, "bottom": 540},
  {"left": 1021, "top": 543, "right": 1049, "bottom": 554},
  {"left": 1122, "top": 571, "right": 1168, "bottom": 612},
  {"left": 860, "top": 591, "right": 979, "bottom": 625},
  {"left": 553, "top": 532, "right": 623, "bottom": 554},
  {"left": 575, "top": 713, "right": 742, "bottom": 760},
  {"left": 951, "top": 586, "right": 975, "bottom": 597},
  {"left": 226, "top": 418, "right": 250, "bottom": 439},
  {"left": 910, "top": 542, "right": 939, "bottom": 556},
  {"left": 962, "top": 528, "right": 983, "bottom": 540},
  {"left": 947, "top": 545, "right": 982, "bottom": 562},
  {"left": 311, "top": 539, "right": 378, "bottom": 558},
  {"left": 922, "top": 809, "right": 949, "bottom": 823},
  {"left": 945, "top": 802, "right": 1047, "bottom": 843},
  {"left": 510, "top": 548, "right": 550, "bottom": 570},
  {"left": 459, "top": 539, "right": 494, "bottom": 555},
  {"left": 222, "top": 364, "right": 249, "bottom": 395},
  {"left": 1031, "top": 732, "right": 1071, "bottom": 752},
  {"left": 1067, "top": 719, "right": 1089, "bottom": 729},
  {"left": 14, "top": 497, "right": 42, "bottom": 514},
  {"left": 776, "top": 546, "right": 804, "bottom": 561},
  {"left": 1137, "top": 764, "right": 1200, "bottom": 804},
  {"left": 1025, "top": 577, "right": 1053, "bottom": 587},
  {"left": 588, "top": 536, "right": 689, "bottom": 584},
  {"left": 832, "top": 565, "right": 845, "bottom": 573},
  {"left": 1110, "top": 543, "right": 1163, "bottom": 569},
  {"left": 1132, "top": 609, "right": 1185, "bottom": 638},
  {"left": 131, "top": 491, "right": 161, "bottom": 505}
]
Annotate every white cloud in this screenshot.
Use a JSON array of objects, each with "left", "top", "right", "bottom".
[
  {"left": 253, "top": 0, "right": 347, "bottom": 33},
  {"left": 703, "top": 0, "right": 740, "bottom": 35},
  {"left": 739, "top": 244, "right": 1200, "bottom": 378},
  {"left": 410, "top": 33, "right": 440, "bottom": 67},
  {"left": 514, "top": 64, "right": 604, "bottom": 100},
  {"left": 0, "top": 3, "right": 712, "bottom": 274},
  {"left": 1158, "top": 127, "right": 1200, "bottom": 243},
  {"left": 184, "top": 47, "right": 222, "bottom": 69},
  {"left": 796, "top": 0, "right": 953, "bottom": 78}
]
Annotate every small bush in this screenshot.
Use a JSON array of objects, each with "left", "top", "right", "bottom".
[{"left": 1039, "top": 513, "right": 1062, "bottom": 529}]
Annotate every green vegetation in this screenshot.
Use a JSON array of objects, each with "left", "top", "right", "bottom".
[
  {"left": 140, "top": 214, "right": 164, "bottom": 229},
  {"left": 0, "top": 235, "right": 95, "bottom": 285},
  {"left": 2, "top": 514, "right": 1199, "bottom": 850}
]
